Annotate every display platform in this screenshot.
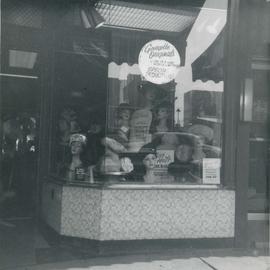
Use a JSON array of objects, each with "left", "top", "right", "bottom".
[{"left": 42, "top": 180, "right": 235, "bottom": 241}]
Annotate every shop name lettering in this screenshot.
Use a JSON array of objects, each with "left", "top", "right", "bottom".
[
  {"left": 151, "top": 60, "right": 175, "bottom": 67},
  {"left": 146, "top": 66, "right": 166, "bottom": 78},
  {"left": 144, "top": 43, "right": 175, "bottom": 59}
]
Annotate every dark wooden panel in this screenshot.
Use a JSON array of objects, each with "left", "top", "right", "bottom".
[
  {"left": 234, "top": 122, "right": 250, "bottom": 247},
  {"left": 222, "top": 0, "right": 242, "bottom": 188}
]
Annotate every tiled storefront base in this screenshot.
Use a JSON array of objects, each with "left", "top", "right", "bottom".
[
  {"left": 39, "top": 221, "right": 236, "bottom": 256},
  {"left": 42, "top": 181, "right": 235, "bottom": 241}
]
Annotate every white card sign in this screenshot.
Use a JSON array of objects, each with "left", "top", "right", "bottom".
[
  {"left": 128, "top": 109, "right": 152, "bottom": 152},
  {"left": 203, "top": 158, "right": 221, "bottom": 184},
  {"left": 153, "top": 150, "right": 175, "bottom": 183},
  {"left": 138, "top": 40, "right": 180, "bottom": 84},
  {"left": 155, "top": 150, "right": 174, "bottom": 170}
]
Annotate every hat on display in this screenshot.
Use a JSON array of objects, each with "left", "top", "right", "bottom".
[
  {"left": 133, "top": 148, "right": 157, "bottom": 161},
  {"left": 117, "top": 103, "right": 134, "bottom": 114},
  {"left": 140, "top": 148, "right": 157, "bottom": 161},
  {"left": 187, "top": 124, "right": 214, "bottom": 143},
  {"left": 69, "top": 133, "right": 87, "bottom": 146}
]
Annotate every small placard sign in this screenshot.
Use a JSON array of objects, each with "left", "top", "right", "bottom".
[
  {"left": 202, "top": 158, "right": 221, "bottom": 184},
  {"left": 154, "top": 150, "right": 175, "bottom": 183},
  {"left": 156, "top": 150, "right": 174, "bottom": 170}
]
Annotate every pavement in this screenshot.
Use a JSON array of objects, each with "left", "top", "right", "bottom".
[
  {"left": 6, "top": 253, "right": 270, "bottom": 270},
  {"left": 1, "top": 219, "right": 269, "bottom": 270}
]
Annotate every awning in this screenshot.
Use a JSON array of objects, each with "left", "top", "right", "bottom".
[{"left": 191, "top": 29, "right": 225, "bottom": 83}]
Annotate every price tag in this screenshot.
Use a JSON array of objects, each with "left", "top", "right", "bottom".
[
  {"left": 203, "top": 158, "right": 221, "bottom": 184},
  {"left": 75, "top": 167, "right": 85, "bottom": 181}
]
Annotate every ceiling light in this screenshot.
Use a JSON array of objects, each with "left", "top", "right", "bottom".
[{"left": 9, "top": 50, "right": 37, "bottom": 69}]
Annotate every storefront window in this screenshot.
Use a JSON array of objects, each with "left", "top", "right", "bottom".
[
  {"left": 49, "top": 0, "right": 227, "bottom": 185},
  {"left": 50, "top": 30, "right": 109, "bottom": 180}
]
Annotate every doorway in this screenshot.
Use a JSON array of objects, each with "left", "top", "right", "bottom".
[
  {"left": 0, "top": 0, "right": 42, "bottom": 219},
  {"left": 247, "top": 62, "right": 270, "bottom": 249},
  {"left": 1, "top": 76, "right": 40, "bottom": 219}
]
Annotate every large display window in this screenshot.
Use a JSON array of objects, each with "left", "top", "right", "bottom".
[{"left": 49, "top": 0, "right": 227, "bottom": 186}]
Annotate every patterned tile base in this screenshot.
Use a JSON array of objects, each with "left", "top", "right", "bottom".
[
  {"left": 42, "top": 182, "right": 235, "bottom": 241},
  {"left": 100, "top": 189, "right": 235, "bottom": 240}
]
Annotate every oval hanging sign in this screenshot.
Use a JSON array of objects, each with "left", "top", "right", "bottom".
[{"left": 138, "top": 39, "right": 181, "bottom": 85}]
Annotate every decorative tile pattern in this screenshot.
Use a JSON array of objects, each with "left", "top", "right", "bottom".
[
  {"left": 99, "top": 190, "right": 235, "bottom": 240},
  {"left": 43, "top": 182, "right": 235, "bottom": 241},
  {"left": 61, "top": 187, "right": 102, "bottom": 240}
]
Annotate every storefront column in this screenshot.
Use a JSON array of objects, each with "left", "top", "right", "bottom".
[
  {"left": 223, "top": 0, "right": 241, "bottom": 188},
  {"left": 223, "top": 0, "right": 250, "bottom": 247},
  {"left": 36, "top": 4, "right": 58, "bottom": 219},
  {"left": 0, "top": 0, "right": 2, "bottom": 195}
]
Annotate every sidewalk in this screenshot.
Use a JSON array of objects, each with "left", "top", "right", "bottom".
[
  {"left": 2, "top": 218, "right": 269, "bottom": 270},
  {"left": 9, "top": 252, "right": 270, "bottom": 270}
]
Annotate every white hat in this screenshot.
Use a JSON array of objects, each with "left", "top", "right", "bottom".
[
  {"left": 69, "top": 133, "right": 87, "bottom": 146},
  {"left": 187, "top": 124, "right": 214, "bottom": 142}
]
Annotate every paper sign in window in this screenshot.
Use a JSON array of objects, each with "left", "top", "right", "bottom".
[{"left": 203, "top": 158, "right": 221, "bottom": 184}]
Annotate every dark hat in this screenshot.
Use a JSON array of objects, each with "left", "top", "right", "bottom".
[
  {"left": 138, "top": 147, "right": 157, "bottom": 160},
  {"left": 119, "top": 148, "right": 156, "bottom": 175},
  {"left": 119, "top": 148, "right": 156, "bottom": 161},
  {"left": 117, "top": 103, "right": 134, "bottom": 113}
]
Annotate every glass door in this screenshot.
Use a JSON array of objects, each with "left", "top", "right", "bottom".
[
  {"left": 247, "top": 61, "right": 270, "bottom": 249},
  {"left": 0, "top": 1, "right": 42, "bottom": 218}
]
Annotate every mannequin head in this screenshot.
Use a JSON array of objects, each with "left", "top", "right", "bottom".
[
  {"left": 67, "top": 133, "right": 87, "bottom": 181},
  {"left": 71, "top": 141, "right": 83, "bottom": 155},
  {"left": 143, "top": 153, "right": 157, "bottom": 170},
  {"left": 118, "top": 104, "right": 132, "bottom": 120},
  {"left": 155, "top": 102, "right": 171, "bottom": 121},
  {"left": 119, "top": 109, "right": 131, "bottom": 121},
  {"left": 157, "top": 107, "right": 169, "bottom": 120},
  {"left": 69, "top": 133, "right": 87, "bottom": 157},
  {"left": 138, "top": 83, "right": 164, "bottom": 107},
  {"left": 175, "top": 144, "right": 193, "bottom": 163}
]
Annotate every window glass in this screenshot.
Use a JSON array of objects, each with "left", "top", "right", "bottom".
[
  {"left": 50, "top": 30, "right": 109, "bottom": 181},
  {"left": 50, "top": 0, "right": 227, "bottom": 185},
  {"left": 248, "top": 69, "right": 270, "bottom": 213}
]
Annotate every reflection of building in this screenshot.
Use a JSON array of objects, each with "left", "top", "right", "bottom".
[
  {"left": 184, "top": 90, "right": 223, "bottom": 127},
  {"left": 175, "top": 108, "right": 181, "bottom": 130},
  {"left": 183, "top": 90, "right": 223, "bottom": 146}
]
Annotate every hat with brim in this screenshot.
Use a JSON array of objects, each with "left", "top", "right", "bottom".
[
  {"left": 120, "top": 148, "right": 156, "bottom": 163},
  {"left": 117, "top": 103, "right": 134, "bottom": 114}
]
